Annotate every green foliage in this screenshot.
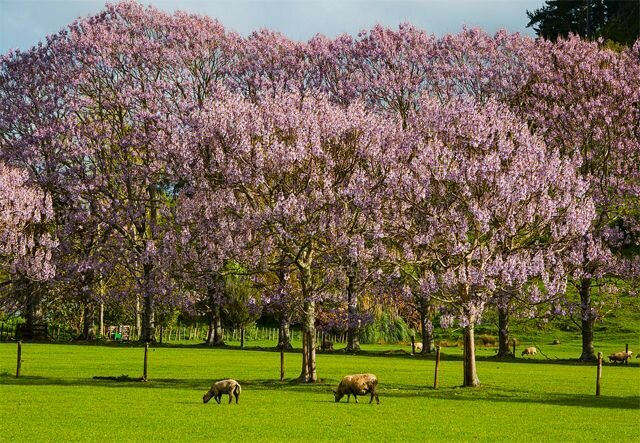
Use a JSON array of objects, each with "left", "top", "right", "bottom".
[{"left": 359, "top": 311, "right": 412, "bottom": 344}]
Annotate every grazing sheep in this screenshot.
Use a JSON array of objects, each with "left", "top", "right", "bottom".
[
  {"left": 321, "top": 340, "right": 334, "bottom": 352},
  {"left": 412, "top": 342, "right": 423, "bottom": 353},
  {"left": 521, "top": 346, "right": 537, "bottom": 357},
  {"left": 333, "top": 374, "right": 379, "bottom": 404},
  {"left": 608, "top": 351, "right": 633, "bottom": 364},
  {"left": 203, "top": 379, "right": 241, "bottom": 404}
]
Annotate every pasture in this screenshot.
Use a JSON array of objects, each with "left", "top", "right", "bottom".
[{"left": 1, "top": 339, "right": 639, "bottom": 441}]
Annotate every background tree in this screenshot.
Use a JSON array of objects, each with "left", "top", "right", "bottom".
[{"left": 527, "top": 0, "right": 639, "bottom": 45}]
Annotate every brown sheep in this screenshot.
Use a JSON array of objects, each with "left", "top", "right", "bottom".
[
  {"left": 521, "top": 346, "right": 537, "bottom": 357},
  {"left": 608, "top": 351, "right": 633, "bottom": 364},
  {"left": 333, "top": 373, "right": 379, "bottom": 404},
  {"left": 203, "top": 379, "right": 241, "bottom": 404},
  {"left": 321, "top": 340, "right": 334, "bottom": 352}
]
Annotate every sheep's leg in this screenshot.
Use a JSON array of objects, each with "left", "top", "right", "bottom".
[
  {"left": 369, "top": 392, "right": 374, "bottom": 404},
  {"left": 215, "top": 394, "right": 221, "bottom": 404},
  {"left": 346, "top": 394, "right": 350, "bottom": 403},
  {"left": 234, "top": 392, "right": 239, "bottom": 404},
  {"left": 354, "top": 394, "right": 358, "bottom": 403},
  {"left": 228, "top": 392, "right": 233, "bottom": 404}
]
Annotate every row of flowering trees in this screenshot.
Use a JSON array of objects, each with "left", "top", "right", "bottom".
[{"left": 1, "top": 1, "right": 638, "bottom": 386}]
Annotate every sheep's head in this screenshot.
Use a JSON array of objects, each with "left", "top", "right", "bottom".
[
  {"left": 333, "top": 389, "right": 343, "bottom": 402},
  {"left": 203, "top": 392, "right": 213, "bottom": 404}
]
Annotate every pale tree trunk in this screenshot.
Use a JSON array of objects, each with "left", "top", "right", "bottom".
[
  {"left": 419, "top": 299, "right": 434, "bottom": 354},
  {"left": 497, "top": 306, "right": 512, "bottom": 358},
  {"left": 579, "top": 277, "right": 596, "bottom": 362},
  {"left": 299, "top": 300, "right": 317, "bottom": 382},
  {"left": 99, "top": 302, "right": 104, "bottom": 337},
  {"left": 277, "top": 317, "right": 293, "bottom": 350},
  {"left": 135, "top": 297, "right": 142, "bottom": 340},
  {"left": 298, "top": 264, "right": 317, "bottom": 382},
  {"left": 463, "top": 324, "right": 480, "bottom": 387},
  {"left": 346, "top": 264, "right": 360, "bottom": 352}
]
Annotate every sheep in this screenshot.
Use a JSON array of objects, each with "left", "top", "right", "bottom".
[
  {"left": 411, "top": 342, "right": 423, "bottom": 353},
  {"left": 608, "top": 351, "right": 633, "bottom": 364},
  {"left": 521, "top": 346, "right": 537, "bottom": 357},
  {"left": 203, "top": 379, "right": 241, "bottom": 404},
  {"left": 321, "top": 340, "right": 334, "bottom": 352},
  {"left": 333, "top": 373, "right": 379, "bottom": 404}
]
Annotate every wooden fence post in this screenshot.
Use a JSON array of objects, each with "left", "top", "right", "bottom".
[
  {"left": 280, "top": 349, "right": 285, "bottom": 381},
  {"left": 143, "top": 342, "right": 149, "bottom": 382},
  {"left": 433, "top": 346, "right": 441, "bottom": 389},
  {"left": 512, "top": 339, "right": 516, "bottom": 358},
  {"left": 626, "top": 344, "right": 629, "bottom": 365},
  {"left": 596, "top": 351, "right": 602, "bottom": 396},
  {"left": 241, "top": 328, "right": 245, "bottom": 349},
  {"left": 411, "top": 335, "right": 416, "bottom": 355},
  {"left": 16, "top": 340, "right": 22, "bottom": 378}
]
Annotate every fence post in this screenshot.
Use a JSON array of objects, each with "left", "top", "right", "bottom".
[
  {"left": 411, "top": 335, "right": 416, "bottom": 354},
  {"left": 241, "top": 328, "right": 245, "bottom": 349},
  {"left": 280, "top": 349, "right": 285, "bottom": 381},
  {"left": 16, "top": 340, "right": 22, "bottom": 378},
  {"left": 626, "top": 344, "right": 629, "bottom": 365},
  {"left": 596, "top": 351, "right": 602, "bottom": 396},
  {"left": 143, "top": 342, "right": 149, "bottom": 382},
  {"left": 512, "top": 339, "right": 516, "bottom": 358},
  {"left": 433, "top": 346, "right": 441, "bottom": 389}
]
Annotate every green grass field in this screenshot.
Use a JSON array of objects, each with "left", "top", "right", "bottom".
[{"left": 1, "top": 337, "right": 639, "bottom": 442}]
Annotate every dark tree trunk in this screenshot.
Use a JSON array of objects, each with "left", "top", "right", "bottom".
[
  {"left": 579, "top": 277, "right": 596, "bottom": 362},
  {"left": 463, "top": 324, "right": 480, "bottom": 387},
  {"left": 419, "top": 300, "right": 433, "bottom": 354},
  {"left": 346, "top": 265, "right": 361, "bottom": 352},
  {"left": 497, "top": 306, "right": 512, "bottom": 358},
  {"left": 140, "top": 263, "right": 155, "bottom": 342},
  {"left": 20, "top": 279, "right": 43, "bottom": 340},
  {"left": 205, "top": 302, "right": 224, "bottom": 346},
  {"left": 277, "top": 317, "right": 293, "bottom": 350},
  {"left": 80, "top": 303, "right": 96, "bottom": 341}
]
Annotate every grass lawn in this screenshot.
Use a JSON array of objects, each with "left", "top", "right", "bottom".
[{"left": 1, "top": 339, "right": 639, "bottom": 442}]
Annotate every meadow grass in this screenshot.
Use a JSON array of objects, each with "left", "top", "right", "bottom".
[{"left": 1, "top": 338, "right": 639, "bottom": 442}]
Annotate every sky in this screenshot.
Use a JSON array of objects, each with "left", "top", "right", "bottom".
[{"left": 0, "top": 0, "right": 545, "bottom": 54}]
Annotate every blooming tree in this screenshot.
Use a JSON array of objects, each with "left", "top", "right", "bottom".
[{"left": 391, "top": 96, "right": 593, "bottom": 386}]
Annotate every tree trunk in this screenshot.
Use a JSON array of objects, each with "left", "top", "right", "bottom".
[
  {"left": 579, "top": 277, "right": 596, "bottom": 361},
  {"left": 80, "top": 303, "right": 96, "bottom": 341},
  {"left": 497, "top": 306, "right": 512, "bottom": 358},
  {"left": 99, "top": 302, "right": 104, "bottom": 338},
  {"left": 277, "top": 317, "right": 293, "bottom": 350},
  {"left": 299, "top": 299, "right": 317, "bottom": 382},
  {"left": 135, "top": 297, "right": 142, "bottom": 340},
  {"left": 463, "top": 324, "right": 480, "bottom": 387},
  {"left": 346, "top": 265, "right": 361, "bottom": 352},
  {"left": 205, "top": 304, "right": 225, "bottom": 346},
  {"left": 419, "top": 300, "right": 433, "bottom": 354},
  {"left": 140, "top": 263, "right": 155, "bottom": 342}
]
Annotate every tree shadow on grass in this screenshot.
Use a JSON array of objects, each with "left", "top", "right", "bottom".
[
  {"left": 381, "top": 384, "right": 640, "bottom": 410},
  {"left": 3, "top": 373, "right": 637, "bottom": 410}
]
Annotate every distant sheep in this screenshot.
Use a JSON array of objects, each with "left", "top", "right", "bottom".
[
  {"left": 412, "top": 342, "right": 423, "bottom": 353},
  {"left": 203, "top": 379, "right": 241, "bottom": 404},
  {"left": 608, "top": 351, "right": 633, "bottom": 364},
  {"left": 333, "top": 373, "right": 379, "bottom": 404},
  {"left": 321, "top": 340, "right": 334, "bottom": 352},
  {"left": 521, "top": 346, "right": 537, "bottom": 357}
]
